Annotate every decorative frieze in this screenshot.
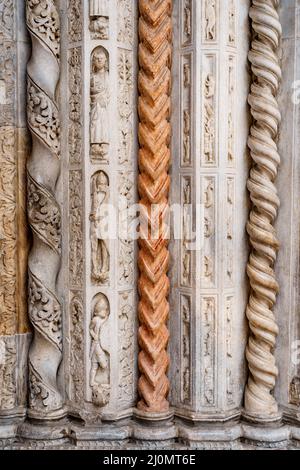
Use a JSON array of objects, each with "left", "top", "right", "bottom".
[
  {"left": 69, "top": 170, "right": 83, "bottom": 289},
  {"left": 69, "top": 293, "right": 84, "bottom": 404},
  {"left": 118, "top": 49, "right": 133, "bottom": 166},
  {"left": 118, "top": 172, "right": 134, "bottom": 286},
  {"left": 118, "top": 291, "right": 135, "bottom": 404},
  {"left": 68, "top": 0, "right": 83, "bottom": 43},
  {"left": 117, "top": 0, "right": 133, "bottom": 46},
  {"left": 68, "top": 47, "right": 82, "bottom": 166},
  {"left": 0, "top": 127, "right": 16, "bottom": 336}
]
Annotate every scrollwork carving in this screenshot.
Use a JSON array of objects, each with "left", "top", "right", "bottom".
[
  {"left": 117, "top": 0, "right": 133, "bottom": 45},
  {"left": 26, "top": 0, "right": 60, "bottom": 59},
  {"left": 69, "top": 170, "right": 83, "bottom": 288},
  {"left": 68, "top": 0, "right": 82, "bottom": 43},
  {"left": 118, "top": 291, "right": 135, "bottom": 403},
  {"left": 27, "top": 78, "right": 60, "bottom": 154},
  {"left": 27, "top": 175, "right": 61, "bottom": 254},
  {"left": 28, "top": 271, "right": 62, "bottom": 350},
  {"left": 0, "top": 127, "right": 16, "bottom": 335},
  {"left": 118, "top": 49, "right": 133, "bottom": 166},
  {"left": 68, "top": 47, "right": 82, "bottom": 166},
  {"left": 69, "top": 293, "right": 84, "bottom": 404}
]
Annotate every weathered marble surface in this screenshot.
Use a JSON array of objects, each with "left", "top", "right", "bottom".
[{"left": 0, "top": 0, "right": 300, "bottom": 451}]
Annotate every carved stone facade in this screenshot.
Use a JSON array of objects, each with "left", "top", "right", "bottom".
[{"left": 2, "top": 0, "right": 300, "bottom": 451}]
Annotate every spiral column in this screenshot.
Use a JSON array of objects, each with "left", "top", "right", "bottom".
[
  {"left": 245, "top": 0, "right": 282, "bottom": 417},
  {"left": 26, "top": 0, "right": 64, "bottom": 419},
  {"left": 137, "top": 0, "right": 172, "bottom": 413}
]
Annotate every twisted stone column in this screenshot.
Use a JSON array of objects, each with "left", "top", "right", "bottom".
[
  {"left": 245, "top": 0, "right": 282, "bottom": 417},
  {"left": 137, "top": 0, "right": 172, "bottom": 413},
  {"left": 26, "top": 0, "right": 64, "bottom": 418}
]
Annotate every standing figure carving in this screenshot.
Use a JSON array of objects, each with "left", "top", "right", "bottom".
[
  {"left": 90, "top": 171, "right": 110, "bottom": 284},
  {"left": 89, "top": 0, "right": 109, "bottom": 39},
  {"left": 90, "top": 47, "right": 110, "bottom": 162},
  {"left": 89, "top": 294, "right": 110, "bottom": 407},
  {"left": 205, "top": 0, "right": 216, "bottom": 41}
]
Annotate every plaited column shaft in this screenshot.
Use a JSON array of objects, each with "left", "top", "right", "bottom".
[{"left": 137, "top": 0, "right": 172, "bottom": 413}]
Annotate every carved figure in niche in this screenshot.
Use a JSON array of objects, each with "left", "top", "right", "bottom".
[
  {"left": 90, "top": 47, "right": 110, "bottom": 162},
  {"left": 205, "top": 0, "right": 216, "bottom": 41},
  {"left": 89, "top": 0, "right": 109, "bottom": 39},
  {"left": 229, "top": 0, "right": 235, "bottom": 44},
  {"left": 183, "top": 109, "right": 191, "bottom": 164},
  {"left": 184, "top": 1, "right": 191, "bottom": 40},
  {"left": 204, "top": 217, "right": 212, "bottom": 238},
  {"left": 290, "top": 377, "right": 300, "bottom": 406},
  {"left": 182, "top": 179, "right": 191, "bottom": 285},
  {"left": 204, "top": 74, "right": 215, "bottom": 164},
  {"left": 89, "top": 294, "right": 110, "bottom": 407},
  {"left": 228, "top": 112, "right": 234, "bottom": 163},
  {"left": 204, "top": 255, "right": 213, "bottom": 281},
  {"left": 226, "top": 298, "right": 233, "bottom": 358},
  {"left": 90, "top": 171, "right": 110, "bottom": 284},
  {"left": 183, "top": 63, "right": 190, "bottom": 88},
  {"left": 204, "top": 180, "right": 214, "bottom": 208}
]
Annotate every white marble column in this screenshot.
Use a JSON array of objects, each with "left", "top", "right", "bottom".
[
  {"left": 170, "top": 0, "right": 250, "bottom": 429},
  {"left": 275, "top": 0, "right": 300, "bottom": 422},
  {"left": 63, "top": 0, "right": 138, "bottom": 426}
]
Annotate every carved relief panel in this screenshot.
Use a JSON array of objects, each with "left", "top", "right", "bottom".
[
  {"left": 90, "top": 47, "right": 110, "bottom": 164},
  {"left": 89, "top": 293, "right": 110, "bottom": 407},
  {"left": 90, "top": 171, "right": 110, "bottom": 285}
]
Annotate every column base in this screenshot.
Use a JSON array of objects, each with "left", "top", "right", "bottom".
[
  {"left": 133, "top": 408, "right": 177, "bottom": 440},
  {"left": 18, "top": 417, "right": 69, "bottom": 441}
]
